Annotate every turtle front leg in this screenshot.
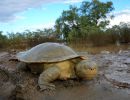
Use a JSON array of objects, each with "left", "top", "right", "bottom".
[{"left": 38, "top": 66, "right": 60, "bottom": 91}]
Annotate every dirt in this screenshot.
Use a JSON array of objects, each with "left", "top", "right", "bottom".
[{"left": 0, "top": 50, "right": 130, "bottom": 100}]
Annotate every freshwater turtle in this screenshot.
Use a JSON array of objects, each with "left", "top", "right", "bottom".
[{"left": 16, "top": 43, "right": 97, "bottom": 90}]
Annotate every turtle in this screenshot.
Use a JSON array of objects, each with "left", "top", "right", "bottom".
[{"left": 16, "top": 42, "right": 97, "bottom": 90}]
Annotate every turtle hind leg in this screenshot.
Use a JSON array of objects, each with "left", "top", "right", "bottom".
[
  {"left": 16, "top": 62, "right": 27, "bottom": 71},
  {"left": 38, "top": 66, "right": 60, "bottom": 91}
]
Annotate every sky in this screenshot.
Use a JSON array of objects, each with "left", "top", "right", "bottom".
[{"left": 0, "top": 0, "right": 130, "bottom": 35}]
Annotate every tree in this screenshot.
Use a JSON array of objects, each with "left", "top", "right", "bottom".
[
  {"left": 80, "top": 0, "right": 114, "bottom": 28},
  {"left": 55, "top": 0, "right": 114, "bottom": 41},
  {"left": 55, "top": 5, "right": 79, "bottom": 40}
]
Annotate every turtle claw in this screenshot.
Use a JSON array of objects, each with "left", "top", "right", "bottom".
[{"left": 39, "top": 84, "right": 56, "bottom": 91}]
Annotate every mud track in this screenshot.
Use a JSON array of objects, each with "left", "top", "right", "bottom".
[{"left": 0, "top": 51, "right": 130, "bottom": 100}]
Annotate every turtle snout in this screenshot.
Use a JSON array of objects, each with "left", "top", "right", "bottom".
[{"left": 85, "top": 67, "right": 98, "bottom": 80}]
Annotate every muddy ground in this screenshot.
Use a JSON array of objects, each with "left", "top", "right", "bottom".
[{"left": 0, "top": 50, "right": 130, "bottom": 100}]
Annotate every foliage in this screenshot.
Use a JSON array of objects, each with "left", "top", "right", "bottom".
[
  {"left": 1, "top": 22, "right": 130, "bottom": 49},
  {"left": 6, "top": 28, "right": 62, "bottom": 49},
  {"left": 55, "top": 0, "right": 114, "bottom": 41},
  {"left": 118, "top": 22, "right": 130, "bottom": 43},
  {"left": 8, "top": 32, "right": 26, "bottom": 49},
  {"left": 0, "top": 31, "right": 8, "bottom": 48}
]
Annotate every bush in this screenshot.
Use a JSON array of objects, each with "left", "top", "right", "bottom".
[{"left": 0, "top": 32, "right": 8, "bottom": 48}]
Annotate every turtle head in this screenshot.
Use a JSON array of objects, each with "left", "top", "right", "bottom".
[{"left": 76, "top": 60, "right": 98, "bottom": 80}]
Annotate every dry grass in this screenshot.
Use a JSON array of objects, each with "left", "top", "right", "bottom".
[
  {"left": 70, "top": 44, "right": 129, "bottom": 54},
  {"left": 1, "top": 43, "right": 129, "bottom": 55}
]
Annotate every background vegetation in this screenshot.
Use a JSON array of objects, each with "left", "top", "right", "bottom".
[{"left": 0, "top": 0, "right": 130, "bottom": 50}]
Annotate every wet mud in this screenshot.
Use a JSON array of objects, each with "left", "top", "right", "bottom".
[{"left": 0, "top": 51, "right": 130, "bottom": 100}]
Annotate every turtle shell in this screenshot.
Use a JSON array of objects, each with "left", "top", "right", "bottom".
[{"left": 17, "top": 42, "right": 80, "bottom": 63}]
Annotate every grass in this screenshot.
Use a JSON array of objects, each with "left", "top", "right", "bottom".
[
  {"left": 0, "top": 42, "right": 129, "bottom": 54},
  {"left": 70, "top": 44, "right": 130, "bottom": 54}
]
